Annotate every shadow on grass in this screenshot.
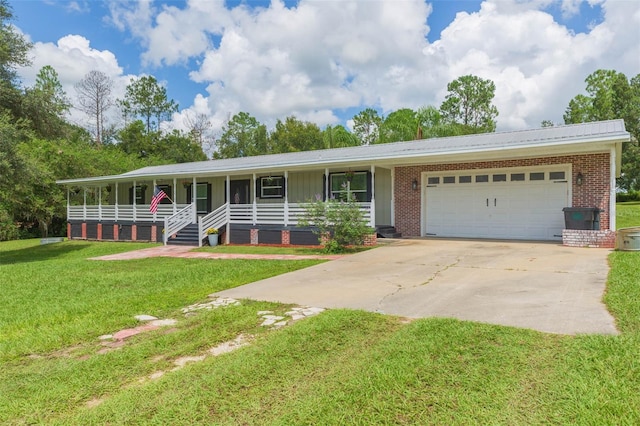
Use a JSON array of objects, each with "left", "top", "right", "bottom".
[{"left": 0, "top": 241, "right": 86, "bottom": 265}]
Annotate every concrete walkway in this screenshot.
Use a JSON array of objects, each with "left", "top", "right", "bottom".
[
  {"left": 90, "top": 245, "right": 343, "bottom": 261},
  {"left": 214, "top": 239, "right": 618, "bottom": 335}
]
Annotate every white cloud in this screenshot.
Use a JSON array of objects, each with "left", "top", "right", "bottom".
[
  {"left": 20, "top": 0, "right": 640, "bottom": 141},
  {"left": 17, "top": 34, "right": 132, "bottom": 129}
]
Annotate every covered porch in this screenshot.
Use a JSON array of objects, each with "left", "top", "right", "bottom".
[{"left": 62, "top": 165, "right": 390, "bottom": 246}]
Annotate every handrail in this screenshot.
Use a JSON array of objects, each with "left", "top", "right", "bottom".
[
  {"left": 198, "top": 203, "right": 229, "bottom": 247},
  {"left": 164, "top": 204, "right": 196, "bottom": 245}
]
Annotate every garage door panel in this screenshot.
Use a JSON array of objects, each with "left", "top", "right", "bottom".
[{"left": 425, "top": 169, "right": 568, "bottom": 241}]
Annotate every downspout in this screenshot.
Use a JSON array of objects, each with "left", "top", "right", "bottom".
[{"left": 390, "top": 168, "right": 395, "bottom": 227}]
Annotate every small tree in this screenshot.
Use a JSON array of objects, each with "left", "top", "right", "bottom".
[{"left": 299, "top": 192, "right": 374, "bottom": 253}]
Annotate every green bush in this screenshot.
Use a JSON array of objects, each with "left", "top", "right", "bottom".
[
  {"left": 299, "top": 194, "right": 374, "bottom": 253},
  {"left": 616, "top": 191, "right": 640, "bottom": 202}
]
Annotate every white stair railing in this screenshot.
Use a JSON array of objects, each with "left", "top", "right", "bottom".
[
  {"left": 198, "top": 203, "right": 229, "bottom": 247},
  {"left": 164, "top": 204, "right": 196, "bottom": 245}
]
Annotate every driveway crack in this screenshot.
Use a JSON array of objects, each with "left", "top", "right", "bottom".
[{"left": 376, "top": 257, "right": 461, "bottom": 312}]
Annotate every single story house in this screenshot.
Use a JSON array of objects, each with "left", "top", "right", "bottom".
[{"left": 57, "top": 119, "right": 630, "bottom": 248}]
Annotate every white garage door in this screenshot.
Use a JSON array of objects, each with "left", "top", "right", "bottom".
[{"left": 424, "top": 167, "right": 569, "bottom": 240}]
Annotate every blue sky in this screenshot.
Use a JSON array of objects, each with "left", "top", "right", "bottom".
[{"left": 13, "top": 0, "right": 637, "bottom": 136}]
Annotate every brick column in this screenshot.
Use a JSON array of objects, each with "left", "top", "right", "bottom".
[
  {"left": 250, "top": 229, "right": 259, "bottom": 245},
  {"left": 67, "top": 223, "right": 71, "bottom": 239},
  {"left": 97, "top": 223, "right": 102, "bottom": 240},
  {"left": 113, "top": 224, "right": 119, "bottom": 241},
  {"left": 282, "top": 230, "right": 291, "bottom": 245},
  {"left": 81, "top": 222, "right": 87, "bottom": 239},
  {"left": 151, "top": 225, "right": 157, "bottom": 242},
  {"left": 131, "top": 225, "right": 137, "bottom": 241}
]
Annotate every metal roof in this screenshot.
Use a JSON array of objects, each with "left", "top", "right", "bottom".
[{"left": 58, "top": 119, "right": 629, "bottom": 184}]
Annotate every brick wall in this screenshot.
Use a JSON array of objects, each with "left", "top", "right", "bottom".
[
  {"left": 395, "top": 153, "right": 611, "bottom": 237},
  {"left": 562, "top": 229, "right": 616, "bottom": 248}
]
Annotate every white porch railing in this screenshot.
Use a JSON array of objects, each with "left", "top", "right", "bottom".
[
  {"left": 68, "top": 204, "right": 189, "bottom": 221},
  {"left": 229, "top": 203, "right": 371, "bottom": 226},
  {"left": 164, "top": 204, "right": 196, "bottom": 245},
  {"left": 198, "top": 203, "right": 230, "bottom": 247}
]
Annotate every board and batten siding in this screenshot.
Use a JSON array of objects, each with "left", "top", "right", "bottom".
[{"left": 374, "top": 167, "right": 391, "bottom": 226}]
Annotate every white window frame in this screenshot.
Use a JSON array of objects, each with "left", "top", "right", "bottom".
[{"left": 260, "top": 176, "right": 284, "bottom": 199}]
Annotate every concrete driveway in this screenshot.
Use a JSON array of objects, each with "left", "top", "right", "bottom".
[{"left": 214, "top": 239, "right": 618, "bottom": 335}]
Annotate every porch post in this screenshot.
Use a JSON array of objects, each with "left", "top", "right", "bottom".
[
  {"left": 133, "top": 181, "right": 136, "bottom": 222},
  {"left": 115, "top": 182, "right": 119, "bottom": 221},
  {"left": 284, "top": 170, "right": 289, "bottom": 226},
  {"left": 252, "top": 173, "right": 257, "bottom": 225},
  {"left": 152, "top": 179, "right": 157, "bottom": 221},
  {"left": 325, "top": 168, "right": 329, "bottom": 200},
  {"left": 226, "top": 175, "right": 230, "bottom": 244},
  {"left": 390, "top": 168, "right": 395, "bottom": 226},
  {"left": 192, "top": 176, "right": 197, "bottom": 223},
  {"left": 66, "top": 187, "right": 70, "bottom": 220},
  {"left": 83, "top": 187, "right": 87, "bottom": 221},
  {"left": 172, "top": 178, "right": 177, "bottom": 214},
  {"left": 370, "top": 165, "right": 376, "bottom": 228},
  {"left": 98, "top": 186, "right": 102, "bottom": 221},
  {"left": 610, "top": 146, "right": 616, "bottom": 231}
]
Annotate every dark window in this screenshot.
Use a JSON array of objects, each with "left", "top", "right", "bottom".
[
  {"left": 157, "top": 185, "right": 172, "bottom": 204},
  {"left": 196, "top": 183, "right": 210, "bottom": 214},
  {"left": 128, "top": 186, "right": 146, "bottom": 204},
  {"left": 330, "top": 172, "right": 369, "bottom": 201},
  {"left": 259, "top": 176, "right": 284, "bottom": 198},
  {"left": 530, "top": 172, "right": 545, "bottom": 181},
  {"left": 427, "top": 177, "right": 440, "bottom": 185},
  {"left": 475, "top": 175, "right": 489, "bottom": 183},
  {"left": 459, "top": 176, "right": 472, "bottom": 183},
  {"left": 493, "top": 174, "right": 507, "bottom": 182},
  {"left": 549, "top": 171, "right": 565, "bottom": 180},
  {"left": 511, "top": 173, "right": 525, "bottom": 181},
  {"left": 443, "top": 176, "right": 455, "bottom": 184}
]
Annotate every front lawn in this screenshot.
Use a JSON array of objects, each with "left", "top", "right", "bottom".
[
  {"left": 616, "top": 201, "right": 640, "bottom": 229},
  {"left": 2, "top": 218, "right": 640, "bottom": 424}
]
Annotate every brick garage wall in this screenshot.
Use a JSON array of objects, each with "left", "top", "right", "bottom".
[{"left": 395, "top": 153, "right": 611, "bottom": 237}]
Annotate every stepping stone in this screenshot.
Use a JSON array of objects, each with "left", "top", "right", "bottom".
[
  {"left": 257, "top": 311, "right": 273, "bottom": 315},
  {"left": 135, "top": 315, "right": 158, "bottom": 322},
  {"left": 149, "top": 319, "right": 177, "bottom": 327}
]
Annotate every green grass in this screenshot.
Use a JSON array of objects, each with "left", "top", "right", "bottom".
[
  {"left": 2, "top": 208, "right": 640, "bottom": 424},
  {"left": 616, "top": 201, "right": 640, "bottom": 229}
]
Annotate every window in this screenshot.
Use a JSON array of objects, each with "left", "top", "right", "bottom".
[
  {"left": 196, "top": 183, "right": 209, "bottom": 214},
  {"left": 459, "top": 176, "right": 472, "bottom": 183},
  {"left": 475, "top": 175, "right": 489, "bottom": 183},
  {"left": 157, "top": 185, "right": 172, "bottom": 204},
  {"left": 530, "top": 172, "right": 545, "bottom": 181},
  {"left": 493, "top": 174, "right": 507, "bottom": 182},
  {"left": 330, "top": 172, "right": 369, "bottom": 201},
  {"left": 259, "top": 176, "right": 284, "bottom": 198},
  {"left": 443, "top": 176, "right": 455, "bottom": 184},
  {"left": 549, "top": 171, "right": 566, "bottom": 180},
  {"left": 427, "top": 177, "right": 440, "bottom": 185},
  {"left": 129, "top": 185, "right": 146, "bottom": 205},
  {"left": 511, "top": 173, "right": 525, "bottom": 181}
]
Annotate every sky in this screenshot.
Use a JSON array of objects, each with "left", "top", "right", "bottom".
[{"left": 13, "top": 0, "right": 640, "bottom": 139}]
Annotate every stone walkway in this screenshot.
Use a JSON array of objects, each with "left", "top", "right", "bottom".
[{"left": 89, "top": 244, "right": 343, "bottom": 261}]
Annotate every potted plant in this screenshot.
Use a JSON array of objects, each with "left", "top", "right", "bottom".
[{"left": 206, "top": 227, "right": 219, "bottom": 246}]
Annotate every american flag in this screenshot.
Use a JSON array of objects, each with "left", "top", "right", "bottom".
[{"left": 149, "top": 186, "right": 167, "bottom": 213}]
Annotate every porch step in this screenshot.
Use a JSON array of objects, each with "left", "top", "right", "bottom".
[
  {"left": 376, "top": 225, "right": 402, "bottom": 239},
  {"left": 167, "top": 224, "right": 200, "bottom": 246}
]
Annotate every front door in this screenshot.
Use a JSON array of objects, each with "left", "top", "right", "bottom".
[{"left": 229, "top": 179, "right": 250, "bottom": 204}]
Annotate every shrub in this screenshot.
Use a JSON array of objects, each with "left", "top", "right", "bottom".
[
  {"left": 299, "top": 194, "right": 374, "bottom": 253},
  {"left": 617, "top": 191, "right": 640, "bottom": 202}
]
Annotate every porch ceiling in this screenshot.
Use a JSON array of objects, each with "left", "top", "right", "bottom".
[{"left": 57, "top": 120, "right": 629, "bottom": 186}]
